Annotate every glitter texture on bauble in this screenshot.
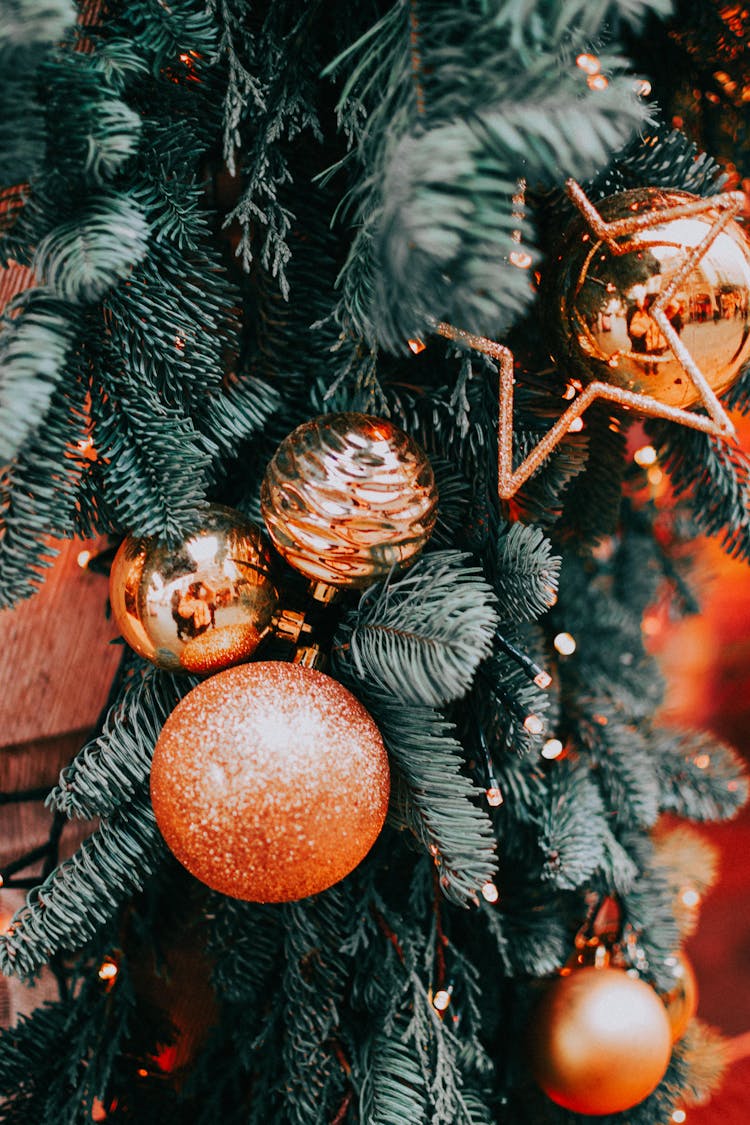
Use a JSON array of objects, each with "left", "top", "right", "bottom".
[{"left": 150, "top": 662, "right": 390, "bottom": 902}]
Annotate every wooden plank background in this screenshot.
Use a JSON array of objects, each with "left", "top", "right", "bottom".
[{"left": 0, "top": 540, "right": 121, "bottom": 1023}]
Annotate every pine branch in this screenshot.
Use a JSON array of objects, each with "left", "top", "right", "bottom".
[
  {"left": 33, "top": 193, "right": 150, "bottom": 304},
  {"left": 280, "top": 889, "right": 351, "bottom": 1125},
  {"left": 0, "top": 291, "right": 76, "bottom": 464},
  {"left": 50, "top": 663, "right": 194, "bottom": 820},
  {"left": 653, "top": 727, "right": 748, "bottom": 820},
  {"left": 536, "top": 759, "right": 638, "bottom": 892},
  {"left": 334, "top": 551, "right": 498, "bottom": 707},
  {"left": 334, "top": 680, "right": 498, "bottom": 906},
  {"left": 493, "top": 523, "right": 561, "bottom": 622},
  {"left": 0, "top": 790, "right": 165, "bottom": 980},
  {"left": 358, "top": 1029, "right": 428, "bottom": 1125},
  {"left": 0, "top": 0, "right": 74, "bottom": 43}
]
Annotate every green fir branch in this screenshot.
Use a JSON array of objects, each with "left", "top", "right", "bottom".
[
  {"left": 333, "top": 680, "right": 498, "bottom": 906},
  {"left": 0, "top": 790, "right": 165, "bottom": 980},
  {"left": 0, "top": 292, "right": 76, "bottom": 464},
  {"left": 50, "top": 663, "right": 195, "bottom": 820},
  {"left": 653, "top": 727, "right": 748, "bottom": 820},
  {"left": 493, "top": 523, "right": 561, "bottom": 622},
  {"left": 335, "top": 551, "right": 498, "bottom": 707},
  {"left": 33, "top": 194, "right": 150, "bottom": 304}
]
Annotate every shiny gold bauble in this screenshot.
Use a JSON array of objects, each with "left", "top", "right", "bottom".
[
  {"left": 552, "top": 187, "right": 750, "bottom": 408},
  {"left": 110, "top": 505, "right": 278, "bottom": 673},
  {"left": 150, "top": 662, "right": 390, "bottom": 902},
  {"left": 662, "top": 951, "right": 699, "bottom": 1042},
  {"left": 260, "top": 413, "right": 438, "bottom": 588},
  {"left": 528, "top": 966, "right": 673, "bottom": 1115}
]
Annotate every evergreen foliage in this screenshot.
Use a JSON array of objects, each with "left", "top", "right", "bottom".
[{"left": 0, "top": 0, "right": 747, "bottom": 1122}]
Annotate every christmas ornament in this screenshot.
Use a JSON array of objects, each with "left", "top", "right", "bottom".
[
  {"left": 662, "top": 951, "right": 698, "bottom": 1041},
  {"left": 528, "top": 966, "right": 672, "bottom": 1115},
  {"left": 150, "top": 661, "right": 390, "bottom": 902},
  {"left": 260, "top": 413, "right": 438, "bottom": 588},
  {"left": 553, "top": 184, "right": 750, "bottom": 410},
  {"left": 110, "top": 505, "right": 279, "bottom": 673},
  {"left": 428, "top": 179, "right": 748, "bottom": 498}
]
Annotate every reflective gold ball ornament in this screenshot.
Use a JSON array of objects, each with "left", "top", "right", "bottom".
[
  {"left": 528, "top": 966, "right": 673, "bottom": 1115},
  {"left": 109, "top": 505, "right": 279, "bottom": 674},
  {"left": 260, "top": 413, "right": 438, "bottom": 588},
  {"left": 552, "top": 187, "right": 750, "bottom": 408},
  {"left": 150, "top": 662, "right": 390, "bottom": 902}
]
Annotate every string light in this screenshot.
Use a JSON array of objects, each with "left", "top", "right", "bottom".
[
  {"left": 694, "top": 753, "right": 710, "bottom": 770},
  {"left": 587, "top": 74, "right": 609, "bottom": 91},
  {"left": 77, "top": 550, "right": 92, "bottom": 569},
  {"left": 672, "top": 1111, "right": 687, "bottom": 1124},
  {"left": 680, "top": 887, "right": 701, "bottom": 909},
  {"left": 137, "top": 1068, "right": 149, "bottom": 1078},
  {"left": 432, "top": 984, "right": 453, "bottom": 1012},
  {"left": 485, "top": 786, "right": 504, "bottom": 807},
  {"left": 408, "top": 338, "right": 426, "bottom": 354},
  {"left": 523, "top": 714, "right": 544, "bottom": 735},
  {"left": 576, "top": 53, "right": 601, "bottom": 75},
  {"left": 634, "top": 444, "right": 658, "bottom": 467},
  {"left": 648, "top": 466, "right": 663, "bottom": 486},
  {"left": 553, "top": 632, "right": 576, "bottom": 656},
  {"left": 541, "top": 738, "right": 564, "bottom": 760},
  {"left": 509, "top": 249, "right": 532, "bottom": 269},
  {"left": 481, "top": 881, "right": 499, "bottom": 903},
  {"left": 635, "top": 79, "right": 652, "bottom": 97}
]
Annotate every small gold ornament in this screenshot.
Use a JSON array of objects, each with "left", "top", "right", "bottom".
[
  {"left": 528, "top": 965, "right": 672, "bottom": 1115},
  {"left": 109, "top": 505, "right": 278, "bottom": 673},
  {"left": 150, "top": 661, "right": 390, "bottom": 902},
  {"left": 260, "top": 413, "right": 438, "bottom": 588},
  {"left": 662, "top": 951, "right": 698, "bottom": 1042},
  {"left": 427, "top": 180, "right": 748, "bottom": 499}
]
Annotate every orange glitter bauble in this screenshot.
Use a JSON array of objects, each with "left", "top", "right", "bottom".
[
  {"left": 528, "top": 966, "right": 672, "bottom": 1116},
  {"left": 150, "top": 662, "right": 390, "bottom": 902}
]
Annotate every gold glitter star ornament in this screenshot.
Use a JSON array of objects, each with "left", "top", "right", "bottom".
[
  {"left": 150, "top": 662, "right": 390, "bottom": 902},
  {"left": 433, "top": 181, "right": 750, "bottom": 500}
]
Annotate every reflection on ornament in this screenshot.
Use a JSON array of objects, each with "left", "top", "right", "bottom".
[
  {"left": 261, "top": 413, "right": 438, "bottom": 588},
  {"left": 150, "top": 662, "right": 390, "bottom": 902},
  {"left": 528, "top": 966, "right": 672, "bottom": 1115},
  {"left": 110, "top": 505, "right": 278, "bottom": 673},
  {"left": 662, "top": 951, "right": 698, "bottom": 1041},
  {"left": 431, "top": 179, "right": 748, "bottom": 499},
  {"left": 554, "top": 185, "right": 750, "bottom": 411}
]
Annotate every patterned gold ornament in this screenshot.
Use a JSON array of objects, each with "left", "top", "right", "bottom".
[
  {"left": 150, "top": 661, "right": 390, "bottom": 902},
  {"left": 528, "top": 966, "right": 673, "bottom": 1115},
  {"left": 426, "top": 180, "right": 748, "bottom": 499},
  {"left": 260, "top": 413, "right": 438, "bottom": 588},
  {"left": 662, "top": 951, "right": 698, "bottom": 1042},
  {"left": 110, "top": 505, "right": 278, "bottom": 673}
]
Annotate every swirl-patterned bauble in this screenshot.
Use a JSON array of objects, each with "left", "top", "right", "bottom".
[
  {"left": 110, "top": 505, "right": 278, "bottom": 673},
  {"left": 150, "top": 661, "right": 390, "bottom": 902},
  {"left": 260, "top": 413, "right": 438, "bottom": 588}
]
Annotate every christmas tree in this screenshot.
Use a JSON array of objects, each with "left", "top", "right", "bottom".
[{"left": 1, "top": 0, "right": 749, "bottom": 1122}]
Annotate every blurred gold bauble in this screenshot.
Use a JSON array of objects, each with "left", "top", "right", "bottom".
[
  {"left": 552, "top": 187, "right": 750, "bottom": 408},
  {"left": 150, "top": 662, "right": 390, "bottom": 902},
  {"left": 109, "top": 505, "right": 278, "bottom": 673},
  {"left": 528, "top": 966, "right": 672, "bottom": 1115},
  {"left": 260, "top": 413, "right": 438, "bottom": 588},
  {"left": 662, "top": 951, "right": 699, "bottom": 1042}
]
